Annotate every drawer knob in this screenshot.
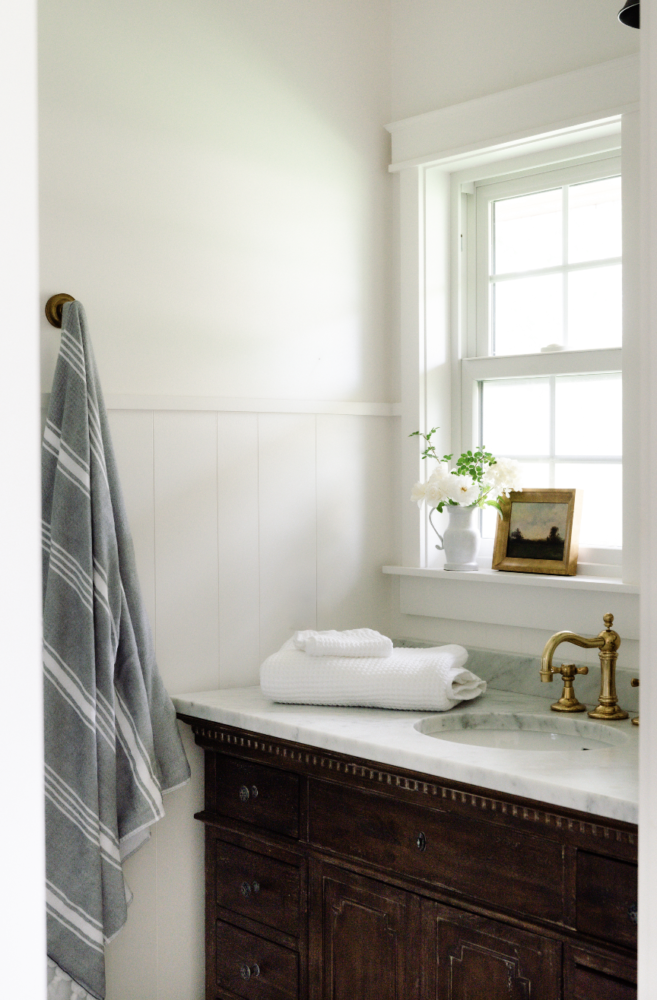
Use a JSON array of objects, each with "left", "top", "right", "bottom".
[
  {"left": 629, "top": 903, "right": 638, "bottom": 924},
  {"left": 416, "top": 832, "right": 427, "bottom": 852},
  {"left": 240, "top": 880, "right": 261, "bottom": 898},
  {"left": 240, "top": 963, "right": 261, "bottom": 980},
  {"left": 239, "top": 784, "right": 260, "bottom": 803}
]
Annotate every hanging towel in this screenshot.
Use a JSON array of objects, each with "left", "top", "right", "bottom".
[
  {"left": 261, "top": 639, "right": 486, "bottom": 711},
  {"left": 42, "top": 301, "right": 190, "bottom": 1000},
  {"left": 292, "top": 628, "right": 393, "bottom": 658}
]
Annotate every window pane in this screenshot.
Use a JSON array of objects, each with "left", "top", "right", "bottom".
[
  {"left": 554, "top": 462, "right": 622, "bottom": 547},
  {"left": 493, "top": 274, "right": 562, "bottom": 355},
  {"left": 555, "top": 373, "right": 622, "bottom": 457},
  {"left": 567, "top": 265, "right": 622, "bottom": 350},
  {"left": 481, "top": 379, "right": 550, "bottom": 455},
  {"left": 493, "top": 189, "right": 562, "bottom": 274},
  {"left": 568, "top": 177, "right": 621, "bottom": 264}
]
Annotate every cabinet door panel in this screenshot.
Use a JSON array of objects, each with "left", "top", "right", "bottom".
[
  {"left": 422, "top": 900, "right": 561, "bottom": 1000},
  {"left": 565, "top": 944, "right": 636, "bottom": 1000},
  {"left": 311, "top": 863, "right": 420, "bottom": 1000}
]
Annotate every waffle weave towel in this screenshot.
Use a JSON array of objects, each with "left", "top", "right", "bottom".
[
  {"left": 261, "top": 640, "right": 486, "bottom": 711},
  {"left": 292, "top": 628, "right": 392, "bottom": 658}
]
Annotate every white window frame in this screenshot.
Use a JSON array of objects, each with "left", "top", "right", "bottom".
[
  {"left": 456, "top": 153, "right": 624, "bottom": 568},
  {"left": 390, "top": 110, "right": 639, "bottom": 596}
]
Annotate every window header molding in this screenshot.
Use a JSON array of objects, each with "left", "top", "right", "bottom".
[{"left": 386, "top": 54, "right": 639, "bottom": 172}]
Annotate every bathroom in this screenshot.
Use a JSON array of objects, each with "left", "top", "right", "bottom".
[{"left": 4, "top": 0, "right": 657, "bottom": 997}]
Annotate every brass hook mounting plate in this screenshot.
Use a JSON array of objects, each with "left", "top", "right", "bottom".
[{"left": 45, "top": 293, "right": 75, "bottom": 329}]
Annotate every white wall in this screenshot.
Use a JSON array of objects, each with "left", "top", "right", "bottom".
[
  {"left": 1, "top": 1, "right": 45, "bottom": 997},
  {"left": 39, "top": 0, "right": 392, "bottom": 405},
  {"left": 39, "top": 2, "right": 393, "bottom": 997},
  {"left": 390, "top": 0, "right": 639, "bottom": 121}
]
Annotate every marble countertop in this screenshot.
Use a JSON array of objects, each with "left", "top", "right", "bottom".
[{"left": 173, "top": 685, "right": 638, "bottom": 825}]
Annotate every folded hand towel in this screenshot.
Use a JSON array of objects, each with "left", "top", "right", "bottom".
[
  {"left": 292, "top": 628, "right": 393, "bottom": 658},
  {"left": 261, "top": 640, "right": 486, "bottom": 711}
]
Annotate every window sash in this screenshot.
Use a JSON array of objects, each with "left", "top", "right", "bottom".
[
  {"left": 460, "top": 347, "right": 623, "bottom": 450},
  {"left": 473, "top": 156, "right": 622, "bottom": 359}
]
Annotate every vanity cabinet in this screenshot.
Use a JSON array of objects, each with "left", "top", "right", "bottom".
[{"left": 181, "top": 716, "right": 637, "bottom": 1000}]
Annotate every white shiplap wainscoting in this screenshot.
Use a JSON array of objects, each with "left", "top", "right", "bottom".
[
  {"left": 106, "top": 401, "right": 398, "bottom": 695},
  {"left": 99, "top": 399, "right": 397, "bottom": 999}
]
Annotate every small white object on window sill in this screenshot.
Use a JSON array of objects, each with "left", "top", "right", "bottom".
[{"left": 540, "top": 343, "right": 565, "bottom": 352}]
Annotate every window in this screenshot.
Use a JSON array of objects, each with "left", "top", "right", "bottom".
[{"left": 459, "top": 155, "right": 623, "bottom": 556}]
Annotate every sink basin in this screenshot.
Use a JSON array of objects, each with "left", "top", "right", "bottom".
[{"left": 415, "top": 713, "right": 630, "bottom": 751}]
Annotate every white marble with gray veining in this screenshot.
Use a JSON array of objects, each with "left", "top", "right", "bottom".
[{"left": 173, "top": 680, "right": 638, "bottom": 825}]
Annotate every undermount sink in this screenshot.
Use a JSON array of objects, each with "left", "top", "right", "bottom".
[{"left": 415, "top": 712, "right": 630, "bottom": 751}]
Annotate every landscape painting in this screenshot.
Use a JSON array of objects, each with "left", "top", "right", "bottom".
[{"left": 505, "top": 501, "right": 568, "bottom": 562}]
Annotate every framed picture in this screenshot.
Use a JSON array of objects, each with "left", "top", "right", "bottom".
[{"left": 492, "top": 489, "right": 582, "bottom": 576}]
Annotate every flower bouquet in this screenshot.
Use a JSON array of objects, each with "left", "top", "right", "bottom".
[
  {"left": 410, "top": 428, "right": 522, "bottom": 512},
  {"left": 410, "top": 428, "right": 522, "bottom": 571}
]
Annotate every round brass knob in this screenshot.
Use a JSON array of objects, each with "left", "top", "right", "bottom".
[
  {"left": 239, "top": 785, "right": 250, "bottom": 802},
  {"left": 240, "top": 962, "right": 260, "bottom": 980}
]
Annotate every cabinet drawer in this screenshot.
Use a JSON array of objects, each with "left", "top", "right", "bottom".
[
  {"left": 207, "top": 755, "right": 300, "bottom": 838},
  {"left": 576, "top": 852, "right": 637, "bottom": 948},
  {"left": 214, "top": 839, "right": 302, "bottom": 936},
  {"left": 309, "top": 779, "right": 564, "bottom": 924},
  {"left": 215, "top": 920, "right": 298, "bottom": 1000}
]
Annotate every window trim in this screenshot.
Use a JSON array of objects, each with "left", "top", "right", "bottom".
[{"left": 391, "top": 102, "right": 638, "bottom": 597}]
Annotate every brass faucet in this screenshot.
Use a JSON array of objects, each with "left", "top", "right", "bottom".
[{"left": 540, "top": 613, "right": 628, "bottom": 720}]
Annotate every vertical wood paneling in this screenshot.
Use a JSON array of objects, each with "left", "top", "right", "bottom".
[
  {"left": 107, "top": 410, "right": 156, "bottom": 629},
  {"left": 154, "top": 411, "right": 219, "bottom": 694},
  {"left": 105, "top": 835, "right": 158, "bottom": 1000},
  {"left": 155, "top": 727, "right": 205, "bottom": 1000},
  {"left": 316, "top": 415, "right": 395, "bottom": 634},
  {"left": 217, "top": 412, "right": 261, "bottom": 688},
  {"left": 258, "top": 413, "right": 317, "bottom": 658}
]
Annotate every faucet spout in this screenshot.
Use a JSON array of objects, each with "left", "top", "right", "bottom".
[
  {"left": 540, "top": 631, "right": 604, "bottom": 683},
  {"left": 540, "top": 613, "right": 628, "bottom": 720}
]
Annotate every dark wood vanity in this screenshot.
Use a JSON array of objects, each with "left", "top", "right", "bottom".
[{"left": 180, "top": 714, "right": 637, "bottom": 1000}]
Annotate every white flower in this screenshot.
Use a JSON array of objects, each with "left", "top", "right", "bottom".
[
  {"left": 427, "top": 463, "right": 450, "bottom": 484},
  {"left": 425, "top": 479, "right": 449, "bottom": 507},
  {"left": 482, "top": 457, "right": 523, "bottom": 498},
  {"left": 441, "top": 472, "right": 480, "bottom": 506},
  {"left": 410, "top": 481, "right": 427, "bottom": 507}
]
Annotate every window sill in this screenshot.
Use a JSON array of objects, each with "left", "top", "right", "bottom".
[
  {"left": 382, "top": 565, "right": 637, "bottom": 593},
  {"left": 382, "top": 566, "right": 639, "bottom": 639}
]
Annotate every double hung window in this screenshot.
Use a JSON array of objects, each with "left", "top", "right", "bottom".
[{"left": 459, "top": 156, "right": 623, "bottom": 555}]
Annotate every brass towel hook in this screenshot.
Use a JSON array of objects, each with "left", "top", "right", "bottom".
[{"left": 45, "top": 293, "right": 75, "bottom": 328}]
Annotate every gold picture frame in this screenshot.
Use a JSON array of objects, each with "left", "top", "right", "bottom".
[{"left": 492, "top": 489, "right": 582, "bottom": 576}]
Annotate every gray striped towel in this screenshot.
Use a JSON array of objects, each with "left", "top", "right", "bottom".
[{"left": 42, "top": 301, "right": 190, "bottom": 999}]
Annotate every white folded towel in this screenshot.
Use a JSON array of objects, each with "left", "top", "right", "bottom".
[
  {"left": 292, "top": 628, "right": 393, "bottom": 658},
  {"left": 260, "top": 640, "right": 486, "bottom": 711}
]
